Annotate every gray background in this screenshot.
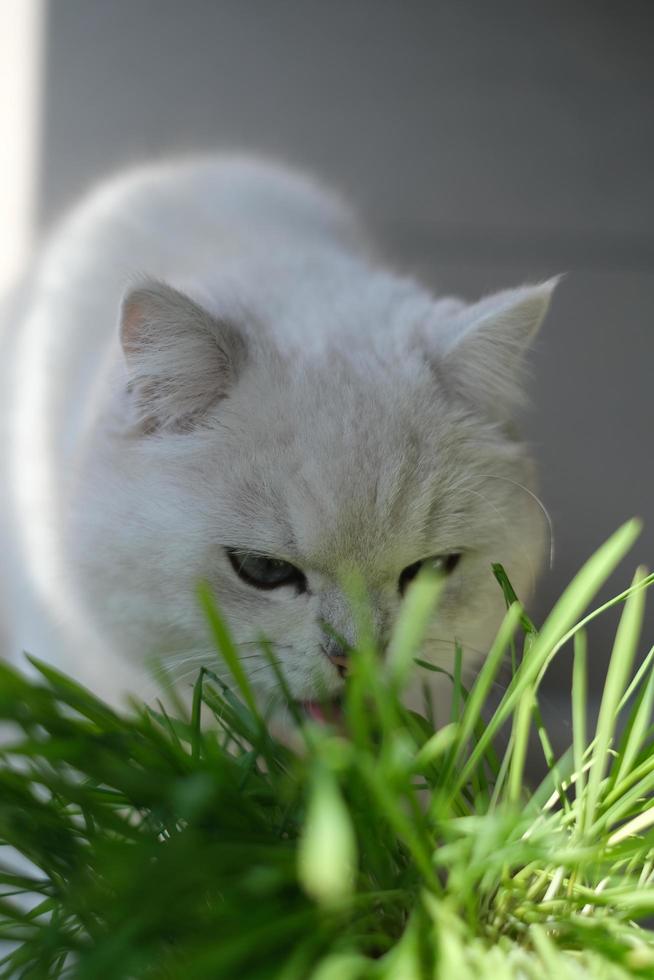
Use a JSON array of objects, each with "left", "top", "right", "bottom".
[{"left": 38, "top": 1, "right": 654, "bottom": 741}]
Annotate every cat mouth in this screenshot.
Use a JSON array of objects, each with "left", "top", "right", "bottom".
[
  {"left": 299, "top": 696, "right": 344, "bottom": 725},
  {"left": 296, "top": 647, "right": 348, "bottom": 723}
]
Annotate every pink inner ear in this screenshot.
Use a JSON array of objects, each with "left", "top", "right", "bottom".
[
  {"left": 117, "top": 280, "right": 249, "bottom": 433},
  {"left": 120, "top": 295, "right": 147, "bottom": 354}
]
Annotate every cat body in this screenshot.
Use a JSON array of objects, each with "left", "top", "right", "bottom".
[{"left": 0, "top": 156, "right": 553, "bottom": 716}]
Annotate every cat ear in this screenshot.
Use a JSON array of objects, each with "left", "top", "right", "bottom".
[
  {"left": 120, "top": 281, "right": 247, "bottom": 432},
  {"left": 438, "top": 278, "right": 559, "bottom": 418}
]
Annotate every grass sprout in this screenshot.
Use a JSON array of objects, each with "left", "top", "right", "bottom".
[{"left": 0, "top": 519, "right": 653, "bottom": 977}]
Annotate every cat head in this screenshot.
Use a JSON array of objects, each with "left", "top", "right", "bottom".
[{"left": 77, "top": 271, "right": 556, "bottom": 717}]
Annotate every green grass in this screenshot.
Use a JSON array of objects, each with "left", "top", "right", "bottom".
[{"left": 1, "top": 520, "right": 654, "bottom": 978}]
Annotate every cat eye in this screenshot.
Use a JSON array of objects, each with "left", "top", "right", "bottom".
[
  {"left": 226, "top": 549, "right": 307, "bottom": 592},
  {"left": 398, "top": 553, "right": 462, "bottom": 595}
]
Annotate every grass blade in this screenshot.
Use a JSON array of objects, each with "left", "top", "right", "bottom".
[
  {"left": 455, "top": 521, "right": 642, "bottom": 790},
  {"left": 572, "top": 629, "right": 588, "bottom": 833},
  {"left": 584, "top": 566, "right": 647, "bottom": 834}
]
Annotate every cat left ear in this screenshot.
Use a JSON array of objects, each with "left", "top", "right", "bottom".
[
  {"left": 120, "top": 281, "right": 248, "bottom": 433},
  {"left": 439, "top": 278, "right": 559, "bottom": 417}
]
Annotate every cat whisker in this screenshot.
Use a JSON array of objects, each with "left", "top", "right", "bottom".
[
  {"left": 145, "top": 652, "right": 252, "bottom": 699},
  {"left": 143, "top": 657, "right": 205, "bottom": 699},
  {"left": 157, "top": 653, "right": 209, "bottom": 671},
  {"left": 456, "top": 484, "right": 538, "bottom": 595},
  {"left": 172, "top": 666, "right": 207, "bottom": 687},
  {"left": 419, "top": 635, "right": 535, "bottom": 701},
  {"left": 487, "top": 474, "right": 555, "bottom": 570},
  {"left": 422, "top": 635, "right": 489, "bottom": 661},
  {"left": 146, "top": 641, "right": 296, "bottom": 699},
  {"left": 235, "top": 640, "right": 295, "bottom": 652},
  {"left": 158, "top": 647, "right": 272, "bottom": 672}
]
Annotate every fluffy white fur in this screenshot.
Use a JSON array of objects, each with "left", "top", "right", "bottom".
[{"left": 0, "top": 156, "right": 555, "bottom": 716}]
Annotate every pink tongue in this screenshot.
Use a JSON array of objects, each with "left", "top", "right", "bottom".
[{"left": 301, "top": 700, "right": 343, "bottom": 724}]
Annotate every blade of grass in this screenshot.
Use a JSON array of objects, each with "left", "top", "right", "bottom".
[
  {"left": 436, "top": 602, "right": 522, "bottom": 800},
  {"left": 507, "top": 684, "right": 535, "bottom": 805},
  {"left": 492, "top": 563, "right": 538, "bottom": 635},
  {"left": 451, "top": 643, "right": 463, "bottom": 723},
  {"left": 297, "top": 765, "right": 357, "bottom": 905},
  {"left": 583, "top": 567, "right": 647, "bottom": 834},
  {"left": 572, "top": 630, "right": 588, "bottom": 834},
  {"left": 612, "top": 653, "right": 654, "bottom": 789},
  {"left": 455, "top": 521, "right": 642, "bottom": 794},
  {"left": 617, "top": 642, "right": 654, "bottom": 713},
  {"left": 191, "top": 668, "right": 206, "bottom": 761},
  {"left": 196, "top": 583, "right": 261, "bottom": 718},
  {"left": 387, "top": 572, "right": 444, "bottom": 690}
]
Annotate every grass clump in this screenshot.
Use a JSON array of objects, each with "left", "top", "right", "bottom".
[{"left": 1, "top": 520, "right": 654, "bottom": 977}]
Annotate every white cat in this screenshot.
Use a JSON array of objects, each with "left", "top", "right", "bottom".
[{"left": 0, "top": 156, "right": 555, "bottom": 720}]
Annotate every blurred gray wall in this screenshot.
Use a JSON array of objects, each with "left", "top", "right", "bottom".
[{"left": 38, "top": 1, "right": 654, "bottom": 730}]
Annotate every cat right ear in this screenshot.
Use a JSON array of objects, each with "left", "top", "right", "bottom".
[
  {"left": 436, "top": 278, "right": 559, "bottom": 419},
  {"left": 119, "top": 281, "right": 248, "bottom": 433}
]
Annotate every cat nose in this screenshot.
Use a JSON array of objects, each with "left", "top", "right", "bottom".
[{"left": 321, "top": 637, "right": 350, "bottom": 677}]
